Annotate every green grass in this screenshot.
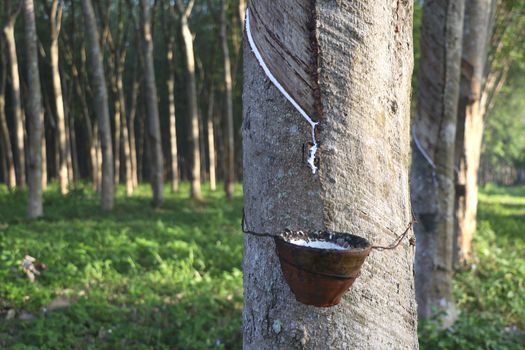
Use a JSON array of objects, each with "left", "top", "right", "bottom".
[
  {"left": 419, "top": 184, "right": 525, "bottom": 350},
  {"left": 1, "top": 183, "right": 524, "bottom": 349},
  {"left": 0, "top": 183, "right": 243, "bottom": 349}
]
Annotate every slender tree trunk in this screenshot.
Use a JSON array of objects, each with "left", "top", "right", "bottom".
[
  {"left": 0, "top": 136, "right": 6, "bottom": 186},
  {"left": 179, "top": 11, "right": 201, "bottom": 199},
  {"left": 0, "top": 43, "right": 16, "bottom": 190},
  {"left": 167, "top": 74, "right": 179, "bottom": 193},
  {"left": 238, "top": 0, "right": 246, "bottom": 28},
  {"left": 411, "top": 0, "right": 465, "bottom": 325},
  {"left": 118, "top": 69, "right": 133, "bottom": 196},
  {"left": 165, "top": 45, "right": 179, "bottom": 193},
  {"left": 128, "top": 76, "right": 139, "bottom": 189},
  {"left": 220, "top": 0, "right": 235, "bottom": 199},
  {"left": 3, "top": 14, "right": 26, "bottom": 187},
  {"left": 454, "top": 0, "right": 494, "bottom": 264},
  {"left": 24, "top": 0, "right": 43, "bottom": 219},
  {"left": 137, "top": 96, "right": 145, "bottom": 184},
  {"left": 49, "top": 0, "right": 69, "bottom": 194},
  {"left": 70, "top": 116, "right": 79, "bottom": 181},
  {"left": 0, "top": 97, "right": 15, "bottom": 190},
  {"left": 140, "top": 0, "right": 164, "bottom": 207},
  {"left": 92, "top": 123, "right": 102, "bottom": 191},
  {"left": 199, "top": 107, "right": 206, "bottom": 184},
  {"left": 41, "top": 127, "right": 47, "bottom": 190},
  {"left": 242, "top": 2, "right": 417, "bottom": 348},
  {"left": 73, "top": 65, "right": 98, "bottom": 188},
  {"left": 113, "top": 78, "right": 121, "bottom": 185},
  {"left": 88, "top": 121, "right": 98, "bottom": 191},
  {"left": 81, "top": 0, "right": 114, "bottom": 210},
  {"left": 207, "top": 87, "right": 216, "bottom": 191}
]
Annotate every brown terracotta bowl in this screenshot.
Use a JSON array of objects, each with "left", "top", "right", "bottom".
[{"left": 274, "top": 231, "right": 371, "bottom": 307}]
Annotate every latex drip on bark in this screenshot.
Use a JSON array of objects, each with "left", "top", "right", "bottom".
[{"left": 245, "top": 8, "right": 319, "bottom": 174}]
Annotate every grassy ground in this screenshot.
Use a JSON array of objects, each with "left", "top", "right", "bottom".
[
  {"left": 0, "top": 183, "right": 243, "bottom": 349},
  {"left": 0, "top": 183, "right": 523, "bottom": 349},
  {"left": 419, "top": 184, "right": 525, "bottom": 349}
]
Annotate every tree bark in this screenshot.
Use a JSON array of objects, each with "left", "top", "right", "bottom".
[
  {"left": 242, "top": 1, "right": 417, "bottom": 349},
  {"left": 3, "top": 7, "right": 26, "bottom": 187},
  {"left": 166, "top": 46, "right": 179, "bottom": 193},
  {"left": 128, "top": 73, "right": 140, "bottom": 189},
  {"left": 48, "top": 0, "right": 69, "bottom": 194},
  {"left": 140, "top": 0, "right": 164, "bottom": 207},
  {"left": 220, "top": 0, "right": 235, "bottom": 200},
  {"left": 119, "top": 69, "right": 133, "bottom": 196},
  {"left": 24, "top": 0, "right": 43, "bottom": 219},
  {"left": 81, "top": 0, "right": 114, "bottom": 210},
  {"left": 411, "top": 0, "right": 465, "bottom": 324},
  {"left": 113, "top": 77, "right": 121, "bottom": 185},
  {"left": 41, "top": 126, "right": 47, "bottom": 190},
  {"left": 69, "top": 114, "right": 79, "bottom": 181},
  {"left": 176, "top": 0, "right": 201, "bottom": 199},
  {"left": 0, "top": 40, "right": 16, "bottom": 190},
  {"left": 207, "top": 86, "right": 216, "bottom": 192},
  {"left": 454, "top": 0, "right": 494, "bottom": 264}
]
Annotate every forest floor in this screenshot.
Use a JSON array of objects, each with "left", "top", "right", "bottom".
[{"left": 0, "top": 183, "right": 523, "bottom": 349}]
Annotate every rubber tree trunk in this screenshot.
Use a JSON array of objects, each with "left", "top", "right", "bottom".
[
  {"left": 118, "top": 69, "right": 133, "bottom": 196},
  {"left": 411, "top": 0, "right": 465, "bottom": 325},
  {"left": 41, "top": 127, "right": 47, "bottom": 190},
  {"left": 113, "top": 75, "right": 121, "bottom": 186},
  {"left": 207, "top": 87, "right": 216, "bottom": 192},
  {"left": 238, "top": 0, "right": 246, "bottom": 28},
  {"left": 49, "top": 0, "right": 69, "bottom": 194},
  {"left": 179, "top": 10, "right": 201, "bottom": 199},
  {"left": 454, "top": 0, "right": 493, "bottom": 264},
  {"left": 140, "top": 0, "right": 164, "bottom": 207},
  {"left": 220, "top": 0, "right": 234, "bottom": 200},
  {"left": 166, "top": 41, "right": 179, "bottom": 193},
  {"left": 81, "top": 0, "right": 114, "bottom": 210},
  {"left": 0, "top": 43, "right": 16, "bottom": 190},
  {"left": 24, "top": 0, "right": 43, "bottom": 219},
  {"left": 128, "top": 75, "right": 139, "bottom": 189},
  {"left": 242, "top": 1, "right": 417, "bottom": 348},
  {"left": 3, "top": 13, "right": 26, "bottom": 187}
]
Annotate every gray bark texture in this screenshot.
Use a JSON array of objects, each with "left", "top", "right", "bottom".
[
  {"left": 3, "top": 8, "right": 26, "bottom": 187},
  {"left": 242, "top": 1, "right": 417, "bottom": 349},
  {"left": 411, "top": 0, "right": 465, "bottom": 323},
  {"left": 128, "top": 74, "right": 139, "bottom": 189},
  {"left": 207, "top": 88, "right": 216, "bottom": 192},
  {"left": 165, "top": 38, "right": 179, "bottom": 193},
  {"left": 24, "top": 0, "right": 43, "bottom": 219},
  {"left": 0, "top": 39, "right": 16, "bottom": 190},
  {"left": 176, "top": 0, "right": 201, "bottom": 199},
  {"left": 140, "top": 0, "right": 164, "bottom": 207},
  {"left": 49, "top": 0, "right": 69, "bottom": 195},
  {"left": 454, "top": 0, "right": 494, "bottom": 264},
  {"left": 220, "top": 0, "right": 235, "bottom": 200},
  {"left": 81, "top": 0, "right": 114, "bottom": 210},
  {"left": 167, "top": 65, "right": 179, "bottom": 193},
  {"left": 119, "top": 70, "right": 133, "bottom": 196}
]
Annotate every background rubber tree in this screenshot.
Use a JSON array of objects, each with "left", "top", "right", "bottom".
[
  {"left": 175, "top": 0, "right": 201, "bottom": 199},
  {"left": 81, "top": 0, "right": 114, "bottom": 211},
  {"left": 140, "top": 0, "right": 164, "bottom": 207},
  {"left": 47, "top": 0, "right": 69, "bottom": 195},
  {"left": 454, "top": 0, "right": 525, "bottom": 264},
  {"left": 411, "top": 0, "right": 465, "bottom": 325},
  {"left": 2, "top": 0, "right": 25, "bottom": 188},
  {"left": 24, "top": 0, "right": 43, "bottom": 219}
]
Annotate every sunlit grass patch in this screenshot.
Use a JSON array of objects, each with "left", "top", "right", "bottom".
[{"left": 0, "top": 182, "right": 243, "bottom": 349}]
